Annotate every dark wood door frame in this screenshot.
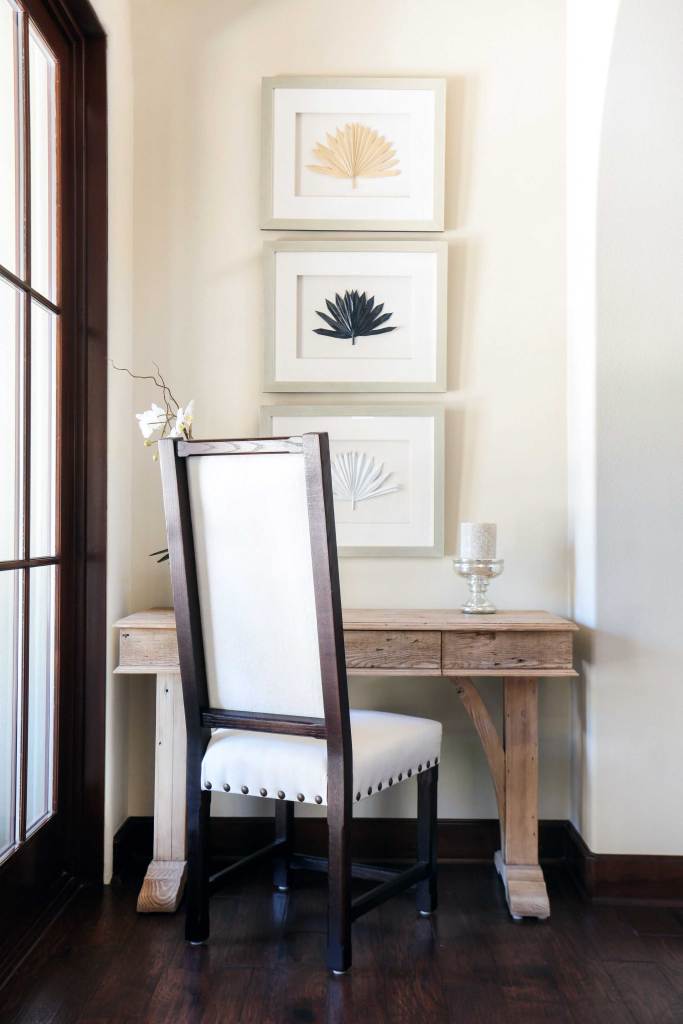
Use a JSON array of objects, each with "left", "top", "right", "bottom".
[{"left": 0, "top": 0, "right": 107, "bottom": 987}]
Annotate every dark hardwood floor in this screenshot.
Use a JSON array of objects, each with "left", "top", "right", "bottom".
[{"left": 1, "top": 863, "right": 683, "bottom": 1023}]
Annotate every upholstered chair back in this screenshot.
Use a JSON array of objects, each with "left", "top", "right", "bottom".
[{"left": 184, "top": 444, "right": 326, "bottom": 719}]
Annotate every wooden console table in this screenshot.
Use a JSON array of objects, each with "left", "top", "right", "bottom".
[{"left": 115, "top": 608, "right": 577, "bottom": 920}]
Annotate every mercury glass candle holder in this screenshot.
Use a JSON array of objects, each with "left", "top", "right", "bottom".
[{"left": 453, "top": 558, "right": 504, "bottom": 614}]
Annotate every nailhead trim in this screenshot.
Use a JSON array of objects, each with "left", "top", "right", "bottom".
[
  {"left": 212, "top": 764, "right": 441, "bottom": 802},
  {"left": 347, "top": 766, "right": 450, "bottom": 797}
]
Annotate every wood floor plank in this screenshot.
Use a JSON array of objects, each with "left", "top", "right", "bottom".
[
  {"left": 557, "top": 903, "right": 654, "bottom": 964},
  {"left": 605, "top": 961, "right": 683, "bottom": 1024},
  {"left": 75, "top": 919, "right": 178, "bottom": 1022},
  {"left": 544, "top": 927, "right": 625, "bottom": 1004},
  {"left": 645, "top": 936, "right": 683, "bottom": 995},
  {"left": 326, "top": 969, "right": 391, "bottom": 1024},
  {"left": 376, "top": 896, "right": 450, "bottom": 1024},
  {"left": 144, "top": 964, "right": 253, "bottom": 1024},
  {"left": 2, "top": 867, "right": 683, "bottom": 1024},
  {"left": 239, "top": 966, "right": 328, "bottom": 1024},
  {"left": 568, "top": 999, "right": 638, "bottom": 1024},
  {"left": 500, "top": 1000, "right": 574, "bottom": 1023},
  {"left": 444, "top": 981, "right": 508, "bottom": 1023},
  {"left": 619, "top": 906, "right": 683, "bottom": 937}
]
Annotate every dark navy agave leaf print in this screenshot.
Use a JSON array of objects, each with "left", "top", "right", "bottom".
[{"left": 313, "top": 290, "right": 397, "bottom": 345}]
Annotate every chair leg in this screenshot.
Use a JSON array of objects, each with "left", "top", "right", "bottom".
[
  {"left": 416, "top": 765, "right": 438, "bottom": 915},
  {"left": 185, "top": 786, "right": 211, "bottom": 943},
  {"left": 327, "top": 795, "right": 352, "bottom": 974},
  {"left": 273, "top": 800, "right": 294, "bottom": 891}
]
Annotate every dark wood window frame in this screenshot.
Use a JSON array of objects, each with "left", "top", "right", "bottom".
[{"left": 0, "top": 0, "right": 107, "bottom": 986}]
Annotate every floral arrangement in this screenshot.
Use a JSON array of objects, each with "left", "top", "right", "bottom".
[
  {"left": 111, "top": 362, "right": 195, "bottom": 455},
  {"left": 112, "top": 361, "right": 195, "bottom": 560}
]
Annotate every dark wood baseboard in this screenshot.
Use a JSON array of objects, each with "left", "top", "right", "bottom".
[
  {"left": 564, "top": 821, "right": 683, "bottom": 906},
  {"left": 112, "top": 816, "right": 568, "bottom": 878},
  {"left": 113, "top": 815, "right": 683, "bottom": 907}
]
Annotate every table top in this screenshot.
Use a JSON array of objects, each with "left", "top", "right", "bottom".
[{"left": 114, "top": 608, "right": 577, "bottom": 633}]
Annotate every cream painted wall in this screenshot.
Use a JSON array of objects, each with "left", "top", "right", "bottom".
[
  {"left": 88, "top": 0, "right": 683, "bottom": 868},
  {"left": 121, "top": 0, "right": 569, "bottom": 825},
  {"left": 90, "top": 0, "right": 135, "bottom": 881},
  {"left": 567, "top": 0, "right": 683, "bottom": 855},
  {"left": 566, "top": 0, "right": 620, "bottom": 849},
  {"left": 590, "top": 0, "right": 683, "bottom": 855}
]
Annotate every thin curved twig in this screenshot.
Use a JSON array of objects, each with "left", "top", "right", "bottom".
[
  {"left": 109, "top": 359, "right": 163, "bottom": 387},
  {"left": 153, "top": 362, "right": 180, "bottom": 414}
]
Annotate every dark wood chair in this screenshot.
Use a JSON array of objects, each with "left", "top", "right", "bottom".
[{"left": 159, "top": 432, "right": 441, "bottom": 974}]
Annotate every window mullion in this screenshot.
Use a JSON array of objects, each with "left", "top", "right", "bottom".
[
  {"left": 13, "top": 3, "right": 22, "bottom": 278},
  {"left": 20, "top": 6, "right": 30, "bottom": 288},
  {"left": 17, "top": 5, "right": 31, "bottom": 845},
  {"left": 0, "top": 263, "right": 61, "bottom": 315}
]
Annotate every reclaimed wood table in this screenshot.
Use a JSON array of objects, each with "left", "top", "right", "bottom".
[{"left": 114, "top": 608, "right": 577, "bottom": 919}]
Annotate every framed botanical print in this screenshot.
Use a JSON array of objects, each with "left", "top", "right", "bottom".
[
  {"left": 261, "top": 77, "right": 446, "bottom": 231},
  {"left": 263, "top": 240, "right": 448, "bottom": 393},
  {"left": 260, "top": 405, "right": 444, "bottom": 557}
]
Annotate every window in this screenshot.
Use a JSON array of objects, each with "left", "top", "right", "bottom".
[
  {"left": 0, "top": 0, "right": 106, "bottom": 947},
  {"left": 0, "top": 0, "right": 60, "bottom": 862}
]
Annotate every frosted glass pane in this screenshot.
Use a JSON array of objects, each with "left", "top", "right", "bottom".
[
  {"left": 0, "top": 277, "right": 22, "bottom": 562},
  {"left": 26, "top": 564, "right": 54, "bottom": 831},
  {"left": 0, "top": 570, "right": 20, "bottom": 858},
  {"left": 0, "top": 0, "right": 20, "bottom": 275},
  {"left": 29, "top": 25, "right": 56, "bottom": 300},
  {"left": 30, "top": 301, "right": 56, "bottom": 557}
]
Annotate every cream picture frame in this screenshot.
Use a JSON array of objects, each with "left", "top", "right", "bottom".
[
  {"left": 263, "top": 240, "right": 448, "bottom": 393},
  {"left": 260, "top": 404, "right": 445, "bottom": 557},
  {"left": 261, "top": 77, "right": 446, "bottom": 231}
]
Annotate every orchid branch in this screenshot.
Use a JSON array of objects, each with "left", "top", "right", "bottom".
[
  {"left": 153, "top": 362, "right": 180, "bottom": 414},
  {"left": 110, "top": 359, "right": 195, "bottom": 564}
]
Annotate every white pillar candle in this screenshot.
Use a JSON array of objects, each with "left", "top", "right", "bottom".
[{"left": 459, "top": 522, "right": 497, "bottom": 560}]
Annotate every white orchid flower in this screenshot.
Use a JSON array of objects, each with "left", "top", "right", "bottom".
[
  {"left": 170, "top": 400, "right": 194, "bottom": 439},
  {"left": 136, "top": 403, "right": 167, "bottom": 439}
]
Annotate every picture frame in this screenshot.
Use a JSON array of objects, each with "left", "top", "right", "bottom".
[
  {"left": 260, "top": 405, "right": 445, "bottom": 557},
  {"left": 261, "top": 76, "right": 446, "bottom": 231},
  {"left": 263, "top": 240, "right": 448, "bottom": 393}
]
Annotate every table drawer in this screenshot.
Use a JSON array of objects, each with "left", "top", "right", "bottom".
[
  {"left": 119, "top": 628, "right": 179, "bottom": 669},
  {"left": 344, "top": 630, "right": 441, "bottom": 671},
  {"left": 442, "top": 630, "right": 573, "bottom": 672}
]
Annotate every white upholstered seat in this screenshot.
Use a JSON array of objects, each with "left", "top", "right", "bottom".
[{"left": 202, "top": 709, "right": 442, "bottom": 806}]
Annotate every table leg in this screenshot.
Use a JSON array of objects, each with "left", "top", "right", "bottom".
[
  {"left": 137, "top": 671, "right": 188, "bottom": 913},
  {"left": 495, "top": 676, "right": 549, "bottom": 919},
  {"left": 451, "top": 675, "right": 549, "bottom": 920}
]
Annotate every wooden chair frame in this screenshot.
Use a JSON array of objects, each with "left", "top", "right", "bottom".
[{"left": 159, "top": 433, "right": 438, "bottom": 974}]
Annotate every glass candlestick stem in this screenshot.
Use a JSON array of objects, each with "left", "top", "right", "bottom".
[{"left": 452, "top": 558, "right": 504, "bottom": 614}]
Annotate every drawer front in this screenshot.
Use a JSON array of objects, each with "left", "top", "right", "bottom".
[
  {"left": 119, "top": 628, "right": 179, "bottom": 668},
  {"left": 344, "top": 630, "right": 441, "bottom": 671},
  {"left": 442, "top": 630, "right": 572, "bottom": 672}
]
